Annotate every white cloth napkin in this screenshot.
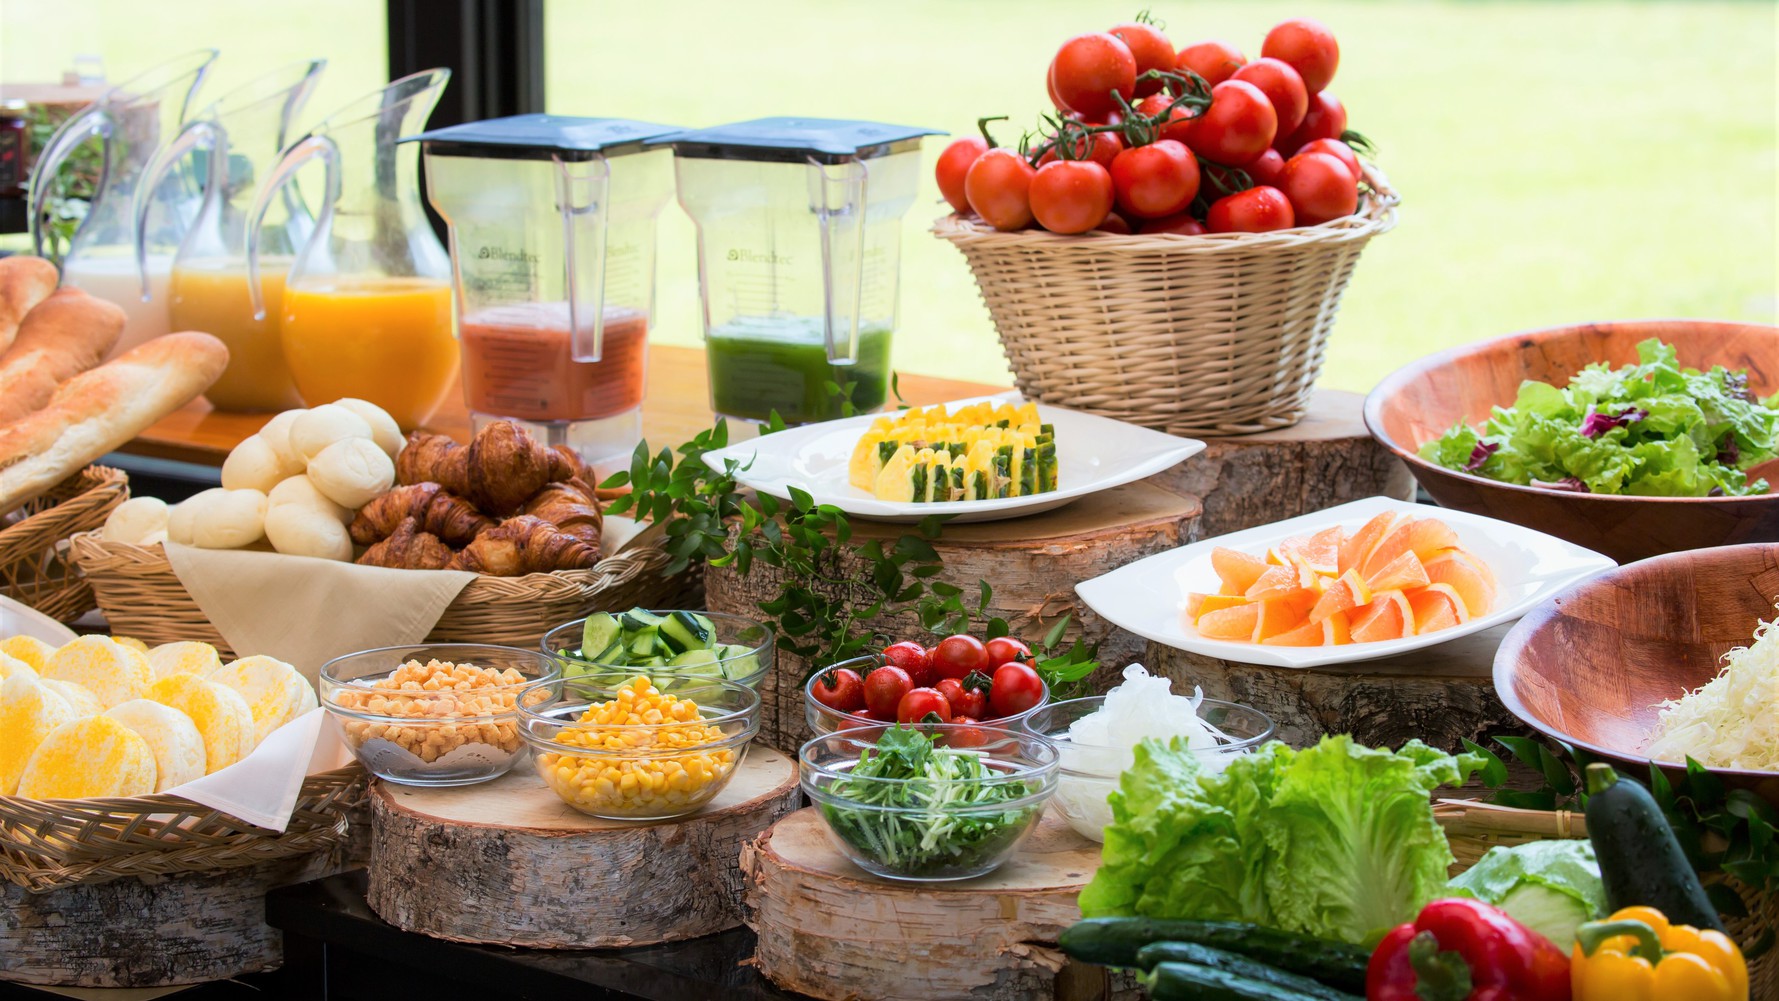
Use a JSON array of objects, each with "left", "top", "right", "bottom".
[{"left": 160, "top": 707, "right": 352, "bottom": 832}]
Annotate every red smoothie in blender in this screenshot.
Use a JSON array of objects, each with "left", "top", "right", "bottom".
[{"left": 459, "top": 303, "right": 649, "bottom": 423}]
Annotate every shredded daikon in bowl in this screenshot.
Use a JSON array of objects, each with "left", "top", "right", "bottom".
[{"left": 1645, "top": 607, "right": 1779, "bottom": 772}]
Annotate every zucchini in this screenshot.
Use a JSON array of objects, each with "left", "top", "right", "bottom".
[
  {"left": 1134, "top": 944, "right": 1356, "bottom": 1001},
  {"left": 1057, "top": 918, "right": 1369, "bottom": 992},
  {"left": 1584, "top": 763, "right": 1726, "bottom": 932},
  {"left": 1146, "top": 962, "right": 1358, "bottom": 1001}
]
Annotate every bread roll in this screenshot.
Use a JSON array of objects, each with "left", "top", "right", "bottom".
[
  {"left": 259, "top": 408, "right": 309, "bottom": 469},
  {"left": 0, "top": 332, "right": 228, "bottom": 514},
  {"left": 101, "top": 496, "right": 171, "bottom": 545},
  {"left": 308, "top": 437, "right": 394, "bottom": 509},
  {"left": 0, "top": 287, "right": 126, "bottom": 424},
  {"left": 221, "top": 433, "right": 303, "bottom": 492},
  {"left": 267, "top": 474, "right": 352, "bottom": 524},
  {"left": 290, "top": 404, "right": 373, "bottom": 462},
  {"left": 265, "top": 503, "right": 353, "bottom": 561},
  {"left": 0, "top": 255, "right": 60, "bottom": 356},
  {"left": 187, "top": 488, "right": 268, "bottom": 549},
  {"left": 334, "top": 398, "right": 404, "bottom": 458}
]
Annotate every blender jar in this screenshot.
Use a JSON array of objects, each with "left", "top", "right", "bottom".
[
  {"left": 663, "top": 117, "right": 938, "bottom": 425},
  {"left": 412, "top": 114, "right": 679, "bottom": 470}
]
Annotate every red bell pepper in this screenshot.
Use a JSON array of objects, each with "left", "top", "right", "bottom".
[{"left": 1367, "top": 898, "right": 1571, "bottom": 1001}]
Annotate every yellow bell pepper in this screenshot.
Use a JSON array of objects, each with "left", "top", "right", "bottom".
[{"left": 1572, "top": 905, "right": 1748, "bottom": 1001}]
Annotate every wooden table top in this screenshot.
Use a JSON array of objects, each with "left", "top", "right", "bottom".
[{"left": 123, "top": 344, "right": 1007, "bottom": 467}]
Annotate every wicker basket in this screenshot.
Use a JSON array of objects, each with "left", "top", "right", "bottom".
[
  {"left": 69, "top": 530, "right": 700, "bottom": 657},
  {"left": 933, "top": 165, "right": 1399, "bottom": 437},
  {"left": 1437, "top": 797, "right": 1776, "bottom": 998},
  {"left": 0, "top": 466, "right": 127, "bottom": 622},
  {"left": 0, "top": 765, "right": 365, "bottom": 892}
]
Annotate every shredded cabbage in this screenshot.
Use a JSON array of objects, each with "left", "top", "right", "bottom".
[{"left": 1646, "top": 606, "right": 1779, "bottom": 770}]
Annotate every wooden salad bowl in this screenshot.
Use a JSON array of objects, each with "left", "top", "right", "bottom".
[
  {"left": 1363, "top": 320, "right": 1779, "bottom": 563},
  {"left": 1494, "top": 543, "right": 1779, "bottom": 803}
]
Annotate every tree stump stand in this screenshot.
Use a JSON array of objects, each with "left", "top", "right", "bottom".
[
  {"left": 743, "top": 807, "right": 1138, "bottom": 1001},
  {"left": 367, "top": 746, "right": 800, "bottom": 948},
  {"left": 1143, "top": 623, "right": 1518, "bottom": 752},
  {"left": 707, "top": 481, "right": 1202, "bottom": 752},
  {"left": 1147, "top": 389, "right": 1414, "bottom": 539}
]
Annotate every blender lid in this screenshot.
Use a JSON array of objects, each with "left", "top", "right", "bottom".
[
  {"left": 657, "top": 117, "right": 943, "bottom": 164},
  {"left": 406, "top": 113, "right": 683, "bottom": 161}
]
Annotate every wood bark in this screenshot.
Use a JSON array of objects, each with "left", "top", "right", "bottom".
[
  {"left": 743, "top": 807, "right": 1140, "bottom": 1001},
  {"left": 367, "top": 745, "right": 800, "bottom": 949},
  {"left": 0, "top": 846, "right": 351, "bottom": 988},
  {"left": 706, "top": 482, "right": 1202, "bottom": 752},
  {"left": 1147, "top": 389, "right": 1414, "bottom": 539},
  {"left": 1144, "top": 623, "right": 1518, "bottom": 752}
]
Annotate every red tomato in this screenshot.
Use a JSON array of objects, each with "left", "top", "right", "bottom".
[
  {"left": 934, "top": 677, "right": 966, "bottom": 705},
  {"left": 1050, "top": 33, "right": 1137, "bottom": 120},
  {"left": 1064, "top": 108, "right": 1124, "bottom": 128},
  {"left": 1109, "top": 140, "right": 1199, "bottom": 219},
  {"left": 934, "top": 137, "right": 989, "bottom": 215},
  {"left": 1138, "top": 213, "right": 1207, "bottom": 236},
  {"left": 1176, "top": 40, "right": 1246, "bottom": 87},
  {"left": 1047, "top": 62, "right": 1067, "bottom": 112},
  {"left": 1207, "top": 186, "right": 1295, "bottom": 233},
  {"left": 1134, "top": 92, "right": 1196, "bottom": 145},
  {"left": 1279, "top": 151, "right": 1358, "bottom": 225},
  {"left": 1261, "top": 18, "right": 1340, "bottom": 95},
  {"left": 1109, "top": 22, "right": 1176, "bottom": 97},
  {"left": 1245, "top": 148, "right": 1286, "bottom": 188},
  {"left": 964, "top": 149, "right": 1037, "bottom": 231},
  {"left": 983, "top": 636, "right": 1032, "bottom": 668},
  {"left": 809, "top": 667, "right": 865, "bottom": 713},
  {"left": 1094, "top": 212, "right": 1133, "bottom": 234},
  {"left": 862, "top": 665, "right": 913, "bottom": 718},
  {"left": 943, "top": 723, "right": 988, "bottom": 749},
  {"left": 988, "top": 662, "right": 1045, "bottom": 719},
  {"left": 1186, "top": 79, "right": 1276, "bottom": 167},
  {"left": 1296, "top": 138, "right": 1361, "bottom": 183},
  {"left": 896, "top": 687, "right": 952, "bottom": 724},
  {"left": 1278, "top": 91, "right": 1347, "bottom": 154},
  {"left": 882, "top": 640, "right": 934, "bottom": 687},
  {"left": 1037, "top": 129, "right": 1123, "bottom": 170},
  {"left": 932, "top": 634, "right": 988, "bottom": 680},
  {"left": 1231, "top": 57, "right": 1309, "bottom": 138},
  {"left": 1030, "top": 160, "right": 1115, "bottom": 235}
]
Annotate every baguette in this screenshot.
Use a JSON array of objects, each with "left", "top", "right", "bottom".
[
  {"left": 0, "top": 287, "right": 126, "bottom": 424},
  {"left": 0, "top": 332, "right": 229, "bottom": 513},
  {"left": 0, "top": 255, "right": 61, "bottom": 356}
]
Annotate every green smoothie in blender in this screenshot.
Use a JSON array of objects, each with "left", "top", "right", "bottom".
[{"left": 706, "top": 316, "right": 892, "bottom": 424}]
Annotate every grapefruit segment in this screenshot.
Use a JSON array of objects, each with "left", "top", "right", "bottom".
[
  {"left": 1363, "top": 550, "right": 1432, "bottom": 593},
  {"left": 1245, "top": 562, "right": 1316, "bottom": 601},
  {"left": 1251, "top": 598, "right": 1309, "bottom": 642},
  {"left": 1350, "top": 590, "right": 1414, "bottom": 643},
  {"left": 1309, "top": 569, "right": 1370, "bottom": 624},
  {"left": 1196, "top": 602, "right": 1261, "bottom": 639},
  {"left": 1423, "top": 552, "right": 1497, "bottom": 617},
  {"left": 1212, "top": 547, "right": 1269, "bottom": 595},
  {"left": 1361, "top": 522, "right": 1417, "bottom": 580},
  {"left": 1408, "top": 519, "right": 1461, "bottom": 562},
  {"left": 1407, "top": 584, "right": 1466, "bottom": 634},
  {"left": 1340, "top": 512, "right": 1403, "bottom": 575}
]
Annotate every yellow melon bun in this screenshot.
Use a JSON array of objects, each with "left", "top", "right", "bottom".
[
  {"left": 0, "top": 651, "right": 38, "bottom": 682},
  {"left": 40, "top": 679, "right": 104, "bottom": 717},
  {"left": 44, "top": 636, "right": 152, "bottom": 708},
  {"left": 0, "top": 635, "right": 55, "bottom": 672},
  {"left": 17, "top": 716, "right": 156, "bottom": 799},
  {"left": 0, "top": 674, "right": 76, "bottom": 795},
  {"left": 148, "top": 641, "right": 223, "bottom": 680},
  {"left": 148, "top": 674, "right": 256, "bottom": 773},
  {"left": 105, "top": 700, "right": 207, "bottom": 792},
  {"left": 206, "top": 655, "right": 317, "bottom": 743}
]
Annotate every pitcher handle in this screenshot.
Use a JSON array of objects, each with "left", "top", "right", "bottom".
[
  {"left": 555, "top": 153, "right": 610, "bottom": 363},
  {"left": 133, "top": 120, "right": 224, "bottom": 299},
  {"left": 807, "top": 158, "right": 868, "bottom": 365},
  {"left": 27, "top": 105, "right": 109, "bottom": 260},
  {"left": 246, "top": 134, "right": 338, "bottom": 320}
]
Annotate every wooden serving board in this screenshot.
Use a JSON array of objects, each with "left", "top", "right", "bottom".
[
  {"left": 366, "top": 745, "right": 800, "bottom": 949},
  {"left": 742, "top": 807, "right": 1138, "bottom": 1001},
  {"left": 1144, "top": 623, "right": 1519, "bottom": 751}
]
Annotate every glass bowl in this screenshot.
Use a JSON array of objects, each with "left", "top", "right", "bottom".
[
  {"left": 541, "top": 610, "right": 774, "bottom": 691},
  {"left": 803, "top": 654, "right": 1050, "bottom": 735},
  {"left": 319, "top": 643, "right": 558, "bottom": 787},
  {"left": 518, "top": 674, "right": 761, "bottom": 821},
  {"left": 1019, "top": 696, "right": 1275, "bottom": 842},
  {"left": 799, "top": 723, "right": 1059, "bottom": 882}
]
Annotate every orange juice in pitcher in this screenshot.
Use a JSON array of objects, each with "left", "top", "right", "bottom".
[
  {"left": 168, "top": 262, "right": 301, "bottom": 411},
  {"left": 280, "top": 277, "right": 457, "bottom": 429}
]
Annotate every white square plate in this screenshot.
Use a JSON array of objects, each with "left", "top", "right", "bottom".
[
  {"left": 701, "top": 396, "right": 1204, "bottom": 523},
  {"left": 1074, "top": 496, "right": 1617, "bottom": 668}
]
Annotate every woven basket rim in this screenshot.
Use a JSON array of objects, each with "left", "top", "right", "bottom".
[{"left": 0, "top": 764, "right": 364, "bottom": 823}]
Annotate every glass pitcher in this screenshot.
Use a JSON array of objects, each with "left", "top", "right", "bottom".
[
  {"left": 246, "top": 68, "right": 454, "bottom": 430},
  {"left": 413, "top": 114, "right": 680, "bottom": 471},
  {"left": 132, "top": 59, "right": 326, "bottom": 412},
  {"left": 29, "top": 49, "right": 218, "bottom": 354},
  {"left": 665, "top": 117, "right": 938, "bottom": 425}
]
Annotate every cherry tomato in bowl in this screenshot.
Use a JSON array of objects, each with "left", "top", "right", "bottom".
[
  {"left": 862, "top": 665, "right": 912, "bottom": 718},
  {"left": 989, "top": 662, "right": 1046, "bottom": 719},
  {"left": 806, "top": 649, "right": 1050, "bottom": 735},
  {"left": 882, "top": 640, "right": 933, "bottom": 687},
  {"left": 896, "top": 687, "right": 952, "bottom": 724},
  {"left": 933, "top": 634, "right": 988, "bottom": 680},
  {"left": 984, "top": 636, "right": 1032, "bottom": 668},
  {"left": 810, "top": 666, "right": 865, "bottom": 713},
  {"left": 935, "top": 137, "right": 989, "bottom": 215}
]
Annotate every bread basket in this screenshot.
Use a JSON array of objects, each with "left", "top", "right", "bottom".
[
  {"left": 933, "top": 164, "right": 1399, "bottom": 437},
  {"left": 69, "top": 530, "right": 701, "bottom": 657},
  {"left": 0, "top": 466, "right": 128, "bottom": 622}
]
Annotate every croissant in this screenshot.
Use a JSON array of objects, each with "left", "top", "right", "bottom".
[
  {"left": 446, "top": 515, "right": 601, "bottom": 576},
  {"left": 520, "top": 477, "right": 604, "bottom": 551},
  {"left": 349, "top": 482, "right": 492, "bottom": 547},
  {"left": 397, "top": 421, "right": 580, "bottom": 515},
  {"left": 357, "top": 517, "right": 455, "bottom": 570}
]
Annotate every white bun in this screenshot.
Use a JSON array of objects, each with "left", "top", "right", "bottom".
[
  {"left": 187, "top": 489, "right": 268, "bottom": 549},
  {"left": 307, "top": 438, "right": 394, "bottom": 509},
  {"left": 101, "top": 497, "right": 170, "bottom": 545},
  {"left": 259, "top": 409, "right": 309, "bottom": 469},
  {"left": 289, "top": 404, "right": 373, "bottom": 463},
  {"left": 264, "top": 503, "right": 353, "bottom": 561},
  {"left": 332, "top": 398, "right": 404, "bottom": 458},
  {"left": 266, "top": 474, "right": 352, "bottom": 525},
  {"left": 221, "top": 434, "right": 303, "bottom": 493}
]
